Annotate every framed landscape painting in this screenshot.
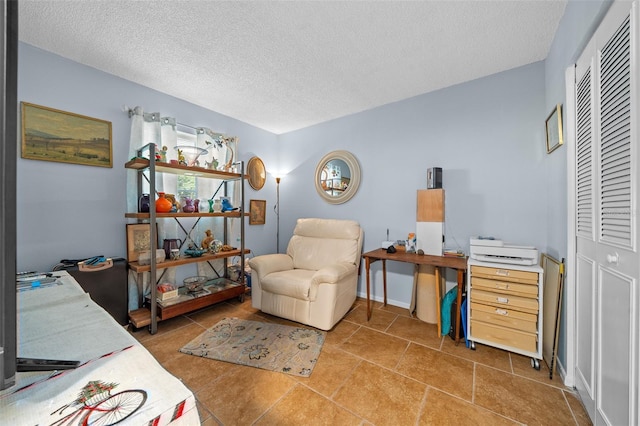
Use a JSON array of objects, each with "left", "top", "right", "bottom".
[{"left": 21, "top": 102, "right": 113, "bottom": 167}]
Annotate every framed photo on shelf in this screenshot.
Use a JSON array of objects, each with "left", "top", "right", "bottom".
[
  {"left": 21, "top": 102, "right": 113, "bottom": 167},
  {"left": 126, "top": 223, "right": 157, "bottom": 261},
  {"left": 249, "top": 199, "right": 266, "bottom": 225},
  {"left": 545, "top": 104, "right": 563, "bottom": 154}
]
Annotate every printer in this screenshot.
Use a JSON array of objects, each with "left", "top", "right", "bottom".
[{"left": 469, "top": 238, "right": 538, "bottom": 266}]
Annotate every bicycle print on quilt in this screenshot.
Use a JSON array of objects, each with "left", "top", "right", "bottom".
[{"left": 179, "top": 317, "right": 326, "bottom": 377}]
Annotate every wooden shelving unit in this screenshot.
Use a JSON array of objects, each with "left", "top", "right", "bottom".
[{"left": 125, "top": 145, "right": 247, "bottom": 333}]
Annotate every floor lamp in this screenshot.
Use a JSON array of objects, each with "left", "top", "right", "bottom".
[{"left": 275, "top": 177, "right": 280, "bottom": 253}]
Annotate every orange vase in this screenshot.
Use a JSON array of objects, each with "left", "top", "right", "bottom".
[{"left": 155, "top": 192, "right": 173, "bottom": 213}]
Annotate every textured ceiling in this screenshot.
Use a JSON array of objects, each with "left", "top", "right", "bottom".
[{"left": 18, "top": 1, "right": 567, "bottom": 134}]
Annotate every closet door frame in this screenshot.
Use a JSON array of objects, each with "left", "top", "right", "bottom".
[{"left": 567, "top": 1, "right": 639, "bottom": 424}]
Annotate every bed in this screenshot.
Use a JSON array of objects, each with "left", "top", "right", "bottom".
[{"left": 0, "top": 271, "right": 199, "bottom": 425}]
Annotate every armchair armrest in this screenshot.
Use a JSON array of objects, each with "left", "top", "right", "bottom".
[
  {"left": 309, "top": 262, "right": 356, "bottom": 300},
  {"left": 249, "top": 254, "right": 294, "bottom": 279}
]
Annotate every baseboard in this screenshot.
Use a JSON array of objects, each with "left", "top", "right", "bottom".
[
  {"left": 356, "top": 291, "right": 410, "bottom": 310},
  {"left": 556, "top": 357, "right": 570, "bottom": 387}
]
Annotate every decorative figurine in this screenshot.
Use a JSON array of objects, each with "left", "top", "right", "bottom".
[
  {"left": 221, "top": 197, "right": 237, "bottom": 212},
  {"left": 205, "top": 157, "right": 219, "bottom": 170},
  {"left": 159, "top": 145, "right": 168, "bottom": 163},
  {"left": 202, "top": 230, "right": 214, "bottom": 250},
  {"left": 165, "top": 193, "right": 179, "bottom": 212},
  {"left": 177, "top": 149, "right": 187, "bottom": 166},
  {"left": 406, "top": 233, "right": 417, "bottom": 253}
]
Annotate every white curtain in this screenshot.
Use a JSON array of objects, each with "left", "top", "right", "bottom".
[
  {"left": 193, "top": 130, "right": 241, "bottom": 279},
  {"left": 126, "top": 107, "right": 178, "bottom": 310}
]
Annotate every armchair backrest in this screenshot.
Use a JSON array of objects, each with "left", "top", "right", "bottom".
[{"left": 287, "top": 218, "right": 363, "bottom": 271}]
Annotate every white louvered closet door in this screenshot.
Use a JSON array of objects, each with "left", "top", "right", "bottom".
[{"left": 573, "top": 1, "right": 639, "bottom": 424}]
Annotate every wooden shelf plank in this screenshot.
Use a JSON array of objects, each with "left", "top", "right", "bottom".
[
  {"left": 127, "top": 249, "right": 250, "bottom": 273},
  {"left": 125, "top": 211, "right": 244, "bottom": 219},
  {"left": 125, "top": 158, "right": 248, "bottom": 180},
  {"left": 130, "top": 281, "right": 245, "bottom": 327}
]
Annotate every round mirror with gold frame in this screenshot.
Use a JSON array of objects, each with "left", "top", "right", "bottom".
[
  {"left": 314, "top": 150, "right": 361, "bottom": 204},
  {"left": 247, "top": 156, "right": 266, "bottom": 190}
]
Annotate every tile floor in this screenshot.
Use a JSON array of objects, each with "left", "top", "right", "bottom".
[{"left": 130, "top": 296, "right": 592, "bottom": 426}]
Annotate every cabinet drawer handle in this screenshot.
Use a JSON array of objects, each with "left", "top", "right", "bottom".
[
  {"left": 496, "top": 283, "right": 509, "bottom": 290},
  {"left": 496, "top": 296, "right": 509, "bottom": 303},
  {"left": 496, "top": 269, "right": 510, "bottom": 276},
  {"left": 495, "top": 309, "right": 508, "bottom": 316}
]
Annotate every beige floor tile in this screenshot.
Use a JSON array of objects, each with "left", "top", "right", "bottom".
[
  {"left": 510, "top": 352, "right": 566, "bottom": 389},
  {"left": 200, "top": 415, "right": 223, "bottom": 426},
  {"left": 168, "top": 356, "right": 244, "bottom": 395},
  {"left": 186, "top": 302, "right": 252, "bottom": 328},
  {"left": 419, "top": 388, "right": 519, "bottom": 425},
  {"left": 333, "top": 361, "right": 427, "bottom": 425},
  {"left": 139, "top": 322, "right": 205, "bottom": 362},
  {"left": 474, "top": 364, "right": 575, "bottom": 425},
  {"left": 324, "top": 319, "right": 360, "bottom": 346},
  {"left": 195, "top": 400, "right": 220, "bottom": 425},
  {"left": 128, "top": 314, "right": 194, "bottom": 342},
  {"left": 565, "top": 390, "right": 593, "bottom": 426},
  {"left": 130, "top": 296, "right": 594, "bottom": 426},
  {"left": 340, "top": 326, "right": 410, "bottom": 369},
  {"left": 355, "top": 297, "right": 383, "bottom": 309},
  {"left": 295, "top": 344, "right": 361, "bottom": 397},
  {"left": 196, "top": 366, "right": 296, "bottom": 426},
  {"left": 387, "top": 315, "right": 442, "bottom": 349},
  {"left": 255, "top": 383, "right": 362, "bottom": 425},
  {"left": 396, "top": 342, "right": 474, "bottom": 401},
  {"left": 441, "top": 340, "right": 512, "bottom": 372},
  {"left": 378, "top": 302, "right": 413, "bottom": 318},
  {"left": 343, "top": 304, "right": 398, "bottom": 331}
]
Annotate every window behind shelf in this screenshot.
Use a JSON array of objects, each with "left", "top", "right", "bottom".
[
  {"left": 176, "top": 130, "right": 197, "bottom": 200},
  {"left": 177, "top": 175, "right": 196, "bottom": 200}
]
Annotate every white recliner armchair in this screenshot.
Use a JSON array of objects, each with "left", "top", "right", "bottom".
[{"left": 249, "top": 218, "right": 363, "bottom": 331}]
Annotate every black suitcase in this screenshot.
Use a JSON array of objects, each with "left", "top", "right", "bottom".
[{"left": 54, "top": 257, "right": 128, "bottom": 325}]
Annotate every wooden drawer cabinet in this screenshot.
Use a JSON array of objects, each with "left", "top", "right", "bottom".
[
  {"left": 470, "top": 288, "right": 538, "bottom": 313},
  {"left": 470, "top": 320, "right": 537, "bottom": 353},
  {"left": 470, "top": 265, "right": 539, "bottom": 284},
  {"left": 470, "top": 302, "right": 537, "bottom": 332},
  {"left": 467, "top": 259, "right": 543, "bottom": 368},
  {"left": 471, "top": 276, "right": 537, "bottom": 297}
]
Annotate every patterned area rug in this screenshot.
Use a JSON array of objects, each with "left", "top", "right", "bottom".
[{"left": 179, "top": 317, "right": 326, "bottom": 377}]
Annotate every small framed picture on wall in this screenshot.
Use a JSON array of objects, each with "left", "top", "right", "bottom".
[
  {"left": 249, "top": 199, "right": 266, "bottom": 225},
  {"left": 545, "top": 104, "right": 563, "bottom": 153}
]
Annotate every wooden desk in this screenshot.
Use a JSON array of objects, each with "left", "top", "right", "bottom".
[{"left": 362, "top": 248, "right": 468, "bottom": 342}]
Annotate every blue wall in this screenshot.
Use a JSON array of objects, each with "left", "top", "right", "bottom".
[
  {"left": 17, "top": 44, "right": 278, "bottom": 273},
  {"left": 277, "top": 62, "right": 547, "bottom": 307}
]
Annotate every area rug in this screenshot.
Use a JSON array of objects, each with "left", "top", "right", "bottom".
[{"left": 179, "top": 317, "right": 326, "bottom": 377}]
